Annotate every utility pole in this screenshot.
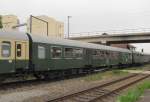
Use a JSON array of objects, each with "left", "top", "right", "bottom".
[{"left": 67, "top": 16, "right": 71, "bottom": 38}]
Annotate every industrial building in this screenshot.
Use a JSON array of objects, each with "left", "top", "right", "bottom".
[
  {"left": 27, "top": 15, "right": 64, "bottom": 38},
  {"left": 0, "top": 15, "right": 19, "bottom": 31},
  {"left": 0, "top": 15, "right": 64, "bottom": 38}
]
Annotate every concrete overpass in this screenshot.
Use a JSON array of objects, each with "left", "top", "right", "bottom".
[{"left": 69, "top": 32, "right": 150, "bottom": 45}]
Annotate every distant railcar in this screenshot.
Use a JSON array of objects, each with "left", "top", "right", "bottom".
[{"left": 0, "top": 31, "right": 149, "bottom": 80}]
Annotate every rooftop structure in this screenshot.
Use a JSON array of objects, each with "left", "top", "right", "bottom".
[
  {"left": 1, "top": 15, "right": 19, "bottom": 31},
  {"left": 27, "top": 15, "right": 64, "bottom": 38}
]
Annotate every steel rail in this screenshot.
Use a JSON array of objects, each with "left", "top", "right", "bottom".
[
  {"left": 48, "top": 74, "right": 140, "bottom": 102},
  {"left": 89, "top": 74, "right": 150, "bottom": 102}
]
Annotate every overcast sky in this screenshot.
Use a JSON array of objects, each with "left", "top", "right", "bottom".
[{"left": 0, "top": 0, "right": 150, "bottom": 53}]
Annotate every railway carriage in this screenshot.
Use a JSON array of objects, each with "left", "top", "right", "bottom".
[
  {"left": 132, "top": 51, "right": 150, "bottom": 65},
  {"left": 0, "top": 32, "right": 29, "bottom": 73},
  {"left": 0, "top": 31, "right": 149, "bottom": 80},
  {"left": 138, "top": 53, "right": 150, "bottom": 64},
  {"left": 30, "top": 34, "right": 132, "bottom": 75}
]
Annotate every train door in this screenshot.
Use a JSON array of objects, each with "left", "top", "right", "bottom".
[
  {"left": 15, "top": 41, "right": 28, "bottom": 71},
  {"left": 85, "top": 49, "right": 92, "bottom": 66}
]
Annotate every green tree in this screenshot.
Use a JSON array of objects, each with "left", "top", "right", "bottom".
[{"left": 0, "top": 15, "right": 3, "bottom": 29}]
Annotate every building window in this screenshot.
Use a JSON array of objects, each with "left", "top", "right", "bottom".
[
  {"left": 73, "top": 48, "right": 83, "bottom": 58},
  {"left": 38, "top": 46, "right": 45, "bottom": 59},
  {"left": 65, "top": 48, "right": 73, "bottom": 58},
  {"left": 51, "top": 46, "right": 62, "bottom": 58},
  {"left": 1, "top": 41, "right": 11, "bottom": 57},
  {"left": 17, "top": 44, "right": 22, "bottom": 57}
]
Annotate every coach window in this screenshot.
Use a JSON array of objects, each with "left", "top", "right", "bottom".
[
  {"left": 73, "top": 48, "right": 83, "bottom": 58},
  {"left": 38, "top": 46, "right": 45, "bottom": 59},
  {"left": 101, "top": 51, "right": 105, "bottom": 57},
  {"left": 17, "top": 44, "right": 22, "bottom": 57},
  {"left": 93, "top": 50, "right": 98, "bottom": 56},
  {"left": 1, "top": 41, "right": 11, "bottom": 57},
  {"left": 51, "top": 47, "right": 62, "bottom": 58},
  {"left": 65, "top": 48, "right": 73, "bottom": 58},
  {"left": 92, "top": 50, "right": 99, "bottom": 59},
  {"left": 105, "top": 51, "right": 110, "bottom": 57}
]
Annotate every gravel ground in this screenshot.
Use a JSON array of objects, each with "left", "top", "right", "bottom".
[
  {"left": 115, "top": 77, "right": 150, "bottom": 102},
  {"left": 0, "top": 68, "right": 149, "bottom": 102},
  {"left": 0, "top": 73, "right": 128, "bottom": 102}
]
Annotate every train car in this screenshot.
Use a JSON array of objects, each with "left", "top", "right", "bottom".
[
  {"left": 29, "top": 33, "right": 133, "bottom": 78},
  {"left": 0, "top": 31, "right": 29, "bottom": 81},
  {"left": 132, "top": 51, "right": 150, "bottom": 65},
  {"left": 0, "top": 31, "right": 149, "bottom": 80},
  {"left": 139, "top": 53, "right": 150, "bottom": 64},
  {"left": 132, "top": 51, "right": 141, "bottom": 65}
]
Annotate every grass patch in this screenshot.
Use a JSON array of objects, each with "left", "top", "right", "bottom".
[
  {"left": 125, "top": 64, "right": 150, "bottom": 71},
  {"left": 83, "top": 64, "right": 150, "bottom": 82},
  {"left": 117, "top": 81, "right": 150, "bottom": 102},
  {"left": 112, "top": 70, "right": 128, "bottom": 75},
  {"left": 83, "top": 70, "right": 128, "bottom": 81},
  {"left": 83, "top": 72, "right": 103, "bottom": 81}
]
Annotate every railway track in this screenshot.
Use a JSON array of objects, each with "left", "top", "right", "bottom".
[
  {"left": 48, "top": 74, "right": 150, "bottom": 102},
  {"left": 0, "top": 68, "right": 109, "bottom": 91}
]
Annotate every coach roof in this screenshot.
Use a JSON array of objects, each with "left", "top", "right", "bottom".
[
  {"left": 0, "top": 31, "right": 29, "bottom": 41},
  {"left": 30, "top": 33, "right": 131, "bottom": 53},
  {"left": 0, "top": 31, "right": 131, "bottom": 53}
]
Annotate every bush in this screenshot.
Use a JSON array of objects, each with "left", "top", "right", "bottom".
[{"left": 117, "top": 81, "right": 150, "bottom": 102}]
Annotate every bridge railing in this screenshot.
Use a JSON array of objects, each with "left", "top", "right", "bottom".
[{"left": 69, "top": 28, "right": 150, "bottom": 38}]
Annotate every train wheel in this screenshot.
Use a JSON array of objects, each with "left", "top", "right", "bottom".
[
  {"left": 0, "top": 77, "right": 5, "bottom": 83},
  {"left": 34, "top": 73, "right": 44, "bottom": 79}
]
